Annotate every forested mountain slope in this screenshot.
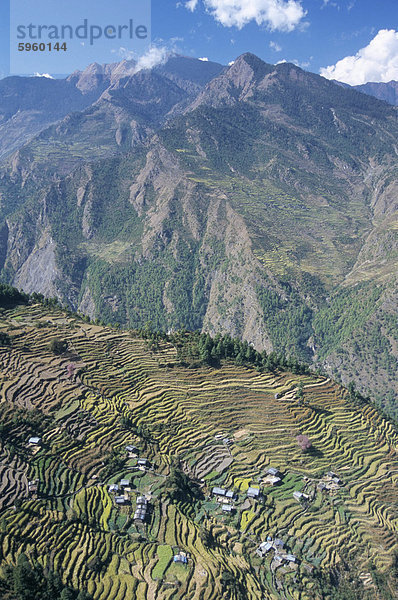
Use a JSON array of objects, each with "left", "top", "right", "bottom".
[{"left": 0, "top": 53, "right": 396, "bottom": 415}]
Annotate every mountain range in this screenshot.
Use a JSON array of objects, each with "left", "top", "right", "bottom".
[
  {"left": 340, "top": 79, "right": 398, "bottom": 106},
  {"left": 0, "top": 53, "right": 396, "bottom": 415}
]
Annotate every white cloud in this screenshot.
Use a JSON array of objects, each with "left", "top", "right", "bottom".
[
  {"left": 228, "top": 60, "right": 235, "bottom": 65},
  {"left": 275, "top": 57, "right": 310, "bottom": 68},
  {"left": 269, "top": 40, "right": 282, "bottom": 51},
  {"left": 320, "top": 29, "right": 398, "bottom": 85},
  {"left": 34, "top": 72, "right": 54, "bottom": 78},
  {"left": 321, "top": 0, "right": 338, "bottom": 8},
  {"left": 135, "top": 46, "right": 169, "bottom": 71},
  {"left": 114, "top": 47, "right": 135, "bottom": 60},
  {"left": 186, "top": 0, "right": 199, "bottom": 10},
  {"left": 186, "top": 0, "right": 306, "bottom": 31},
  {"left": 198, "top": 56, "right": 209, "bottom": 61}
]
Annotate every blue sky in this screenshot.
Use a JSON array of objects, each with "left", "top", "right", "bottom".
[{"left": 1, "top": 0, "right": 397, "bottom": 84}]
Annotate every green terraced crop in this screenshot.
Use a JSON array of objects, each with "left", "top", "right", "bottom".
[{"left": 0, "top": 304, "right": 397, "bottom": 600}]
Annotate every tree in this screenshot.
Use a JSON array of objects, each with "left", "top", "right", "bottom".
[
  {"left": 60, "top": 589, "right": 75, "bottom": 600},
  {"left": 297, "top": 434, "right": 312, "bottom": 452},
  {"left": 49, "top": 338, "right": 68, "bottom": 355},
  {"left": 297, "top": 381, "right": 304, "bottom": 399},
  {"left": 14, "top": 498, "right": 23, "bottom": 510},
  {"left": 87, "top": 556, "right": 102, "bottom": 573},
  {"left": 0, "top": 332, "right": 11, "bottom": 346},
  {"left": 12, "top": 554, "right": 44, "bottom": 600},
  {"left": 77, "top": 592, "right": 92, "bottom": 600}
]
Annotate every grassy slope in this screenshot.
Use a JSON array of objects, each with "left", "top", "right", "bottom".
[{"left": 0, "top": 304, "right": 397, "bottom": 599}]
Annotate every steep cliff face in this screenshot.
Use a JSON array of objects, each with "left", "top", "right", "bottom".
[{"left": 12, "top": 230, "right": 60, "bottom": 298}]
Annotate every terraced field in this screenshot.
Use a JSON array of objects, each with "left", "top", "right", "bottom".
[{"left": 0, "top": 303, "right": 397, "bottom": 599}]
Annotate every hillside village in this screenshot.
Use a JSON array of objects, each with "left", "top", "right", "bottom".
[{"left": 0, "top": 301, "right": 397, "bottom": 599}]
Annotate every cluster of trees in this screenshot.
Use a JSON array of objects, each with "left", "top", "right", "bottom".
[
  {"left": 306, "top": 550, "right": 398, "bottom": 600},
  {"left": 0, "top": 284, "right": 62, "bottom": 312},
  {"left": 101, "top": 447, "right": 126, "bottom": 480},
  {"left": 163, "top": 458, "right": 203, "bottom": 506},
  {"left": 134, "top": 325, "right": 310, "bottom": 374},
  {"left": 0, "top": 284, "right": 29, "bottom": 309},
  {"left": 0, "top": 407, "right": 51, "bottom": 439},
  {"left": 0, "top": 331, "right": 11, "bottom": 346},
  {"left": 257, "top": 283, "right": 314, "bottom": 363},
  {"left": 0, "top": 554, "right": 91, "bottom": 600},
  {"left": 48, "top": 338, "right": 68, "bottom": 355},
  {"left": 166, "top": 330, "right": 310, "bottom": 374}
]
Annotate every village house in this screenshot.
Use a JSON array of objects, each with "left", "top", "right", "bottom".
[
  {"left": 137, "top": 458, "right": 150, "bottom": 469},
  {"left": 256, "top": 536, "right": 299, "bottom": 567},
  {"left": 174, "top": 552, "right": 188, "bottom": 564},
  {"left": 273, "top": 554, "right": 284, "bottom": 565},
  {"left": 134, "top": 495, "right": 148, "bottom": 522},
  {"left": 256, "top": 541, "right": 273, "bottom": 557},
  {"left": 257, "top": 536, "right": 286, "bottom": 559},
  {"left": 319, "top": 472, "right": 344, "bottom": 492},
  {"left": 28, "top": 480, "right": 39, "bottom": 495},
  {"left": 28, "top": 436, "right": 41, "bottom": 446},
  {"left": 108, "top": 484, "right": 119, "bottom": 493},
  {"left": 223, "top": 438, "right": 233, "bottom": 446},
  {"left": 264, "top": 475, "right": 281, "bottom": 486},
  {"left": 267, "top": 467, "right": 280, "bottom": 477},
  {"left": 115, "top": 496, "right": 130, "bottom": 506},
  {"left": 134, "top": 508, "right": 147, "bottom": 521},
  {"left": 273, "top": 553, "right": 298, "bottom": 568},
  {"left": 120, "top": 478, "right": 130, "bottom": 488},
  {"left": 283, "top": 554, "right": 297, "bottom": 563},
  {"left": 126, "top": 445, "right": 139, "bottom": 455},
  {"left": 247, "top": 487, "right": 261, "bottom": 499},
  {"left": 274, "top": 538, "right": 285, "bottom": 550},
  {"left": 212, "top": 487, "right": 226, "bottom": 497},
  {"left": 293, "top": 491, "right": 309, "bottom": 502}
]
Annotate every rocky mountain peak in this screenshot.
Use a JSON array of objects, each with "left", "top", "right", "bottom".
[{"left": 67, "top": 59, "right": 138, "bottom": 93}]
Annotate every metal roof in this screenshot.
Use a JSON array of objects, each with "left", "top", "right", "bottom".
[
  {"left": 258, "top": 542, "right": 273, "bottom": 552},
  {"left": 212, "top": 487, "right": 226, "bottom": 496},
  {"left": 174, "top": 554, "right": 188, "bottom": 563},
  {"left": 115, "top": 497, "right": 129, "bottom": 504},
  {"left": 267, "top": 467, "right": 279, "bottom": 476},
  {"left": 285, "top": 554, "right": 297, "bottom": 562},
  {"left": 247, "top": 487, "right": 260, "bottom": 496},
  {"left": 266, "top": 476, "right": 281, "bottom": 485},
  {"left": 28, "top": 437, "right": 41, "bottom": 444}
]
